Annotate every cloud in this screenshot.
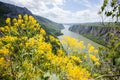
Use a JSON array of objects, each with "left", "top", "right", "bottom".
[
  {"left": 43, "top": 0, "right": 66, "bottom": 5},
  {"left": 75, "top": 10, "right": 100, "bottom": 22},
  {"left": 0, "top": 0, "right": 104, "bottom": 23}
]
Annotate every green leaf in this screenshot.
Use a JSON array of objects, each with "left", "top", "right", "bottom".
[
  {"left": 115, "top": 58, "right": 120, "bottom": 65},
  {"left": 101, "top": 6, "right": 105, "bottom": 11},
  {"left": 106, "top": 12, "right": 112, "bottom": 16}
]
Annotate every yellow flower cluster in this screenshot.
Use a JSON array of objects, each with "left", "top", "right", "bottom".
[
  {"left": 50, "top": 35, "right": 56, "bottom": 41},
  {"left": 70, "top": 55, "right": 82, "bottom": 63},
  {"left": 67, "top": 66, "right": 90, "bottom": 80},
  {"left": 62, "top": 36, "right": 78, "bottom": 48},
  {"left": 0, "top": 14, "right": 46, "bottom": 37},
  {"left": 25, "top": 38, "right": 37, "bottom": 48},
  {"left": 61, "top": 36, "right": 99, "bottom": 54},
  {"left": 87, "top": 44, "right": 100, "bottom": 66},
  {"left": 88, "top": 44, "right": 98, "bottom": 54},
  {"left": 78, "top": 41, "right": 86, "bottom": 49},
  {"left": 0, "top": 57, "right": 5, "bottom": 65},
  {"left": 1, "top": 36, "right": 18, "bottom": 42},
  {"left": 57, "top": 49, "right": 64, "bottom": 56},
  {"left": 5, "top": 18, "right": 11, "bottom": 24},
  {"left": 40, "top": 28, "right": 46, "bottom": 35},
  {"left": 0, "top": 14, "right": 93, "bottom": 80},
  {"left": 45, "top": 52, "right": 91, "bottom": 80},
  {"left": 61, "top": 36, "right": 100, "bottom": 67},
  {"left": 89, "top": 54, "right": 99, "bottom": 62},
  {"left": 0, "top": 47, "right": 9, "bottom": 55},
  {"left": 61, "top": 36, "right": 86, "bottom": 54},
  {"left": 50, "top": 35, "right": 61, "bottom": 46}
]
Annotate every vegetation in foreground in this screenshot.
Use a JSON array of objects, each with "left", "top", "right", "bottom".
[
  {"left": 0, "top": 14, "right": 97, "bottom": 80},
  {"left": 0, "top": 1, "right": 64, "bottom": 36},
  {"left": 0, "top": 13, "right": 120, "bottom": 80},
  {"left": 0, "top": 0, "right": 120, "bottom": 79}
]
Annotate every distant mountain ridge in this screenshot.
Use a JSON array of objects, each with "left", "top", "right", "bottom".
[
  {"left": 0, "top": 1, "right": 33, "bottom": 18},
  {"left": 0, "top": 1, "right": 64, "bottom": 36},
  {"left": 35, "top": 15, "right": 64, "bottom": 29},
  {"left": 35, "top": 15, "right": 64, "bottom": 36},
  {"left": 69, "top": 23, "right": 120, "bottom": 46}
]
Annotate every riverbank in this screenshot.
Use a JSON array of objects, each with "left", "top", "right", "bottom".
[{"left": 59, "top": 25, "right": 102, "bottom": 50}]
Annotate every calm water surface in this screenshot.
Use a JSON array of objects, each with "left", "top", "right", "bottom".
[{"left": 59, "top": 25, "right": 101, "bottom": 49}]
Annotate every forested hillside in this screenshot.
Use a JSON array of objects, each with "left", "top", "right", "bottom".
[
  {"left": 69, "top": 22, "right": 120, "bottom": 46},
  {"left": 0, "top": 1, "right": 64, "bottom": 36}
]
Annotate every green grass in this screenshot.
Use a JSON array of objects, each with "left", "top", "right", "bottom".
[{"left": 83, "top": 34, "right": 107, "bottom": 46}]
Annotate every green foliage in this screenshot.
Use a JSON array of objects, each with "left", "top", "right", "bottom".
[
  {"left": 101, "top": 0, "right": 120, "bottom": 21},
  {"left": 0, "top": 1, "right": 64, "bottom": 36},
  {"left": 39, "top": 21, "right": 63, "bottom": 36},
  {"left": 98, "top": 0, "right": 120, "bottom": 79},
  {"left": 35, "top": 15, "right": 64, "bottom": 36},
  {"left": 0, "top": 14, "right": 92, "bottom": 80},
  {"left": 70, "top": 22, "right": 119, "bottom": 46},
  {"left": 83, "top": 34, "right": 107, "bottom": 46}
]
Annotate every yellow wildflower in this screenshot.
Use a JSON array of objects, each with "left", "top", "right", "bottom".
[
  {"left": 0, "top": 47, "right": 9, "bottom": 55},
  {"left": 89, "top": 46, "right": 95, "bottom": 53},
  {"left": 0, "top": 27, "right": 5, "bottom": 32},
  {"left": 71, "top": 56, "right": 82, "bottom": 63},
  {"left": 50, "top": 35, "right": 56, "bottom": 41},
  {"left": 57, "top": 49, "right": 64, "bottom": 56},
  {"left": 12, "top": 18, "right": 17, "bottom": 23},
  {"left": 84, "top": 55, "right": 87, "bottom": 59},
  {"left": 18, "top": 19, "right": 22, "bottom": 24},
  {"left": 5, "top": 17, "right": 11, "bottom": 24},
  {"left": 0, "top": 57, "right": 5, "bottom": 65},
  {"left": 95, "top": 61, "right": 100, "bottom": 66},
  {"left": 23, "top": 14, "right": 28, "bottom": 21},
  {"left": 18, "top": 14, "right": 22, "bottom": 19},
  {"left": 94, "top": 49, "right": 99, "bottom": 54},
  {"left": 79, "top": 41, "right": 86, "bottom": 49},
  {"left": 40, "top": 28, "right": 46, "bottom": 35},
  {"left": 5, "top": 26, "right": 9, "bottom": 31},
  {"left": 89, "top": 54, "right": 99, "bottom": 62}
]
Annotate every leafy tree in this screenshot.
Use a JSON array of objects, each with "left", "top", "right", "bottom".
[
  {"left": 101, "top": 0, "right": 120, "bottom": 21},
  {"left": 97, "top": 0, "right": 120, "bottom": 79}
]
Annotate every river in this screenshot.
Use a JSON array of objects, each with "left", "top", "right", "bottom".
[{"left": 59, "top": 25, "right": 101, "bottom": 49}]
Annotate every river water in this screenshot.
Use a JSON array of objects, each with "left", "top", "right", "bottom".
[{"left": 59, "top": 25, "right": 101, "bottom": 49}]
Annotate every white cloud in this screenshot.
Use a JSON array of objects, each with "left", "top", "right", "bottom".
[
  {"left": 42, "top": 0, "right": 66, "bottom": 5},
  {"left": 0, "top": 0, "right": 104, "bottom": 23},
  {"left": 75, "top": 10, "right": 100, "bottom": 22}
]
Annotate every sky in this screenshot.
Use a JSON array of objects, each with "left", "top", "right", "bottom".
[{"left": 0, "top": 0, "right": 105, "bottom": 23}]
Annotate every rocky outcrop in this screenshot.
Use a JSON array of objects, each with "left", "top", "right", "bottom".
[{"left": 69, "top": 24, "right": 120, "bottom": 43}]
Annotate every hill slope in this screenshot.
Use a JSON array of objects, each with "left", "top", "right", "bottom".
[
  {"left": 35, "top": 15, "right": 64, "bottom": 36},
  {"left": 69, "top": 23, "right": 120, "bottom": 46},
  {"left": 0, "top": 1, "right": 64, "bottom": 36}
]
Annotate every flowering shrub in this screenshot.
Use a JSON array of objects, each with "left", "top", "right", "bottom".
[
  {"left": 61, "top": 36, "right": 100, "bottom": 63},
  {"left": 60, "top": 36, "right": 100, "bottom": 75},
  {"left": 0, "top": 14, "right": 93, "bottom": 80}
]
